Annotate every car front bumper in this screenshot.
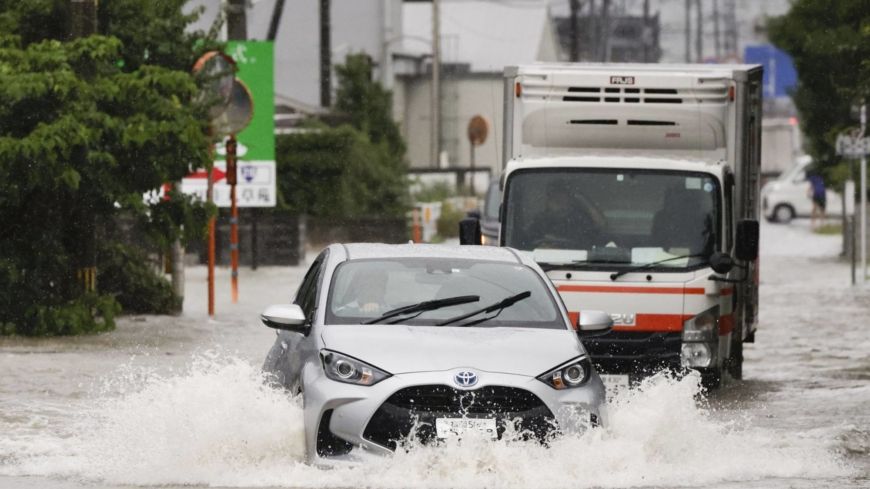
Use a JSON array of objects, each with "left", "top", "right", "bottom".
[{"left": 303, "top": 367, "right": 606, "bottom": 461}]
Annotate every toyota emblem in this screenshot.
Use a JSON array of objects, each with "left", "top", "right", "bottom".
[{"left": 454, "top": 370, "right": 478, "bottom": 387}]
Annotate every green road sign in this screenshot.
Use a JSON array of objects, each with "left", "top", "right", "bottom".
[{"left": 220, "top": 41, "right": 274, "bottom": 162}]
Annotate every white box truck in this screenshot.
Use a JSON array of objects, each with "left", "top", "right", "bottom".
[{"left": 462, "top": 63, "right": 762, "bottom": 388}]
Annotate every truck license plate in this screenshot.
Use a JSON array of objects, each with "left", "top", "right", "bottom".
[
  {"left": 435, "top": 418, "right": 498, "bottom": 440},
  {"left": 600, "top": 374, "right": 630, "bottom": 398}
]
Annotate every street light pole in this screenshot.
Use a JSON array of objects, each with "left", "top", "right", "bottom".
[{"left": 431, "top": 0, "right": 441, "bottom": 168}]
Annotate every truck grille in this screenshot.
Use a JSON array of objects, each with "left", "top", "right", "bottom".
[
  {"left": 584, "top": 331, "right": 682, "bottom": 375},
  {"left": 363, "top": 385, "right": 555, "bottom": 451}
]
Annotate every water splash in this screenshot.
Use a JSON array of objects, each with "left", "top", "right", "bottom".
[{"left": 0, "top": 354, "right": 852, "bottom": 488}]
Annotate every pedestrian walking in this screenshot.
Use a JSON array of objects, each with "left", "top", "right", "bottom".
[{"left": 807, "top": 172, "right": 826, "bottom": 229}]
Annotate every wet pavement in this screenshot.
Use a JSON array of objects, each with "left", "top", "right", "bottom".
[{"left": 0, "top": 221, "right": 868, "bottom": 488}]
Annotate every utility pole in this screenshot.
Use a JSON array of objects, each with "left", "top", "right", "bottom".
[
  {"left": 226, "top": 0, "right": 247, "bottom": 304},
  {"left": 381, "top": 0, "right": 395, "bottom": 89},
  {"left": 569, "top": 0, "right": 580, "bottom": 62},
  {"left": 267, "top": 0, "right": 286, "bottom": 41},
  {"left": 695, "top": 0, "right": 703, "bottom": 62},
  {"left": 430, "top": 0, "right": 441, "bottom": 167},
  {"left": 684, "top": 0, "right": 691, "bottom": 63},
  {"left": 226, "top": 0, "right": 247, "bottom": 40},
  {"left": 600, "top": 0, "right": 610, "bottom": 62},
  {"left": 320, "top": 0, "right": 332, "bottom": 108},
  {"left": 712, "top": 0, "right": 721, "bottom": 61},
  {"left": 642, "top": 0, "right": 650, "bottom": 62}
]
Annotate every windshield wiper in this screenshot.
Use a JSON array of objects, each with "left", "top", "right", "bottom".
[
  {"left": 609, "top": 254, "right": 707, "bottom": 281},
  {"left": 362, "top": 295, "right": 479, "bottom": 325},
  {"left": 436, "top": 291, "right": 531, "bottom": 327},
  {"left": 539, "top": 259, "right": 631, "bottom": 271}
]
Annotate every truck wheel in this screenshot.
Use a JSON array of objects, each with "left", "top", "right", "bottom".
[
  {"left": 700, "top": 368, "right": 722, "bottom": 391},
  {"left": 727, "top": 335, "right": 744, "bottom": 380},
  {"left": 773, "top": 204, "right": 794, "bottom": 224}
]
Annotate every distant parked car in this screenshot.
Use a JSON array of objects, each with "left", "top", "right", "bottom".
[
  {"left": 762, "top": 156, "right": 842, "bottom": 223},
  {"left": 261, "top": 243, "right": 611, "bottom": 462}
]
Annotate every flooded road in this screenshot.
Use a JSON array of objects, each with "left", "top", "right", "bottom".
[{"left": 1, "top": 221, "right": 868, "bottom": 488}]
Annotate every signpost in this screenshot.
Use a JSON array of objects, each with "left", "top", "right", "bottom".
[
  {"left": 837, "top": 103, "right": 868, "bottom": 284},
  {"left": 466, "top": 115, "right": 489, "bottom": 195},
  {"left": 190, "top": 41, "right": 274, "bottom": 314}
]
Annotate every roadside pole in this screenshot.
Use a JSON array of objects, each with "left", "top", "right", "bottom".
[
  {"left": 208, "top": 165, "right": 216, "bottom": 315},
  {"left": 861, "top": 104, "right": 867, "bottom": 282},
  {"left": 227, "top": 135, "right": 240, "bottom": 303}
]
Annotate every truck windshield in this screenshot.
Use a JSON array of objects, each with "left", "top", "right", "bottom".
[{"left": 503, "top": 169, "right": 720, "bottom": 270}]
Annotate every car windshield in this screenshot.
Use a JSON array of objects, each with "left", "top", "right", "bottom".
[
  {"left": 326, "top": 258, "right": 563, "bottom": 328},
  {"left": 503, "top": 169, "right": 720, "bottom": 270}
]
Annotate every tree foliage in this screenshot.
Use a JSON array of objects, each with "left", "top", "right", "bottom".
[
  {"left": 276, "top": 55, "right": 408, "bottom": 218},
  {"left": 769, "top": 0, "right": 870, "bottom": 183},
  {"left": 0, "top": 2, "right": 216, "bottom": 335}
]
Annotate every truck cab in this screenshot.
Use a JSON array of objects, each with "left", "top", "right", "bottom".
[{"left": 467, "top": 63, "right": 763, "bottom": 388}]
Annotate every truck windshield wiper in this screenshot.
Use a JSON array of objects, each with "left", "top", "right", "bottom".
[
  {"left": 436, "top": 291, "right": 531, "bottom": 327},
  {"left": 539, "top": 259, "right": 630, "bottom": 271},
  {"left": 609, "top": 254, "right": 707, "bottom": 281},
  {"left": 362, "top": 295, "right": 480, "bottom": 324}
]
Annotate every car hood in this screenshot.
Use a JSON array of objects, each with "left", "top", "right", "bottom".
[{"left": 320, "top": 325, "right": 583, "bottom": 375}]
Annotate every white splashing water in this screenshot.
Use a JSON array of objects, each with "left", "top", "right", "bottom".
[{"left": 0, "top": 354, "right": 852, "bottom": 488}]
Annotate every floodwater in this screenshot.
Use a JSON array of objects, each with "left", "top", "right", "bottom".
[{"left": 1, "top": 221, "right": 868, "bottom": 488}]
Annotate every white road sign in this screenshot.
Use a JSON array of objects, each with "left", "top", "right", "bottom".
[
  {"left": 180, "top": 160, "right": 276, "bottom": 208},
  {"left": 836, "top": 133, "right": 870, "bottom": 157}
]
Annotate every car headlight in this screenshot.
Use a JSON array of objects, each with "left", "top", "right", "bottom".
[
  {"left": 682, "top": 307, "right": 719, "bottom": 342},
  {"left": 537, "top": 357, "right": 592, "bottom": 390},
  {"left": 320, "top": 350, "right": 391, "bottom": 386}
]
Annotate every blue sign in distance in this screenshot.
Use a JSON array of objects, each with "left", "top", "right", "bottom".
[{"left": 744, "top": 44, "right": 798, "bottom": 99}]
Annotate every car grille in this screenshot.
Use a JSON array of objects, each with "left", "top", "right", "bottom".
[{"left": 363, "top": 385, "right": 555, "bottom": 451}]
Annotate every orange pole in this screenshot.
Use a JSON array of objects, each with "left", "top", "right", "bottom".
[
  {"left": 412, "top": 208, "right": 422, "bottom": 243},
  {"left": 227, "top": 134, "right": 239, "bottom": 304},
  {"left": 208, "top": 216, "right": 216, "bottom": 316},
  {"left": 207, "top": 138, "right": 216, "bottom": 317}
]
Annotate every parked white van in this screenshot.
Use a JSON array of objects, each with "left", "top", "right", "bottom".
[{"left": 761, "top": 156, "right": 842, "bottom": 223}]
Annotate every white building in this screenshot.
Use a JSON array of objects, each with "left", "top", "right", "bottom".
[{"left": 395, "top": 0, "right": 559, "bottom": 173}]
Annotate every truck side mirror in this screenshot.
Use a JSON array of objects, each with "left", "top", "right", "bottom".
[
  {"left": 709, "top": 252, "right": 734, "bottom": 274},
  {"left": 458, "top": 217, "right": 482, "bottom": 245},
  {"left": 735, "top": 219, "right": 759, "bottom": 261}
]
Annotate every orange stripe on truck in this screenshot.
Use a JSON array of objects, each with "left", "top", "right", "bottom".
[{"left": 557, "top": 285, "right": 705, "bottom": 295}]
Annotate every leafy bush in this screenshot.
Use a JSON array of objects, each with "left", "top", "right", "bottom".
[
  {"left": 98, "top": 242, "right": 180, "bottom": 315},
  {"left": 277, "top": 125, "right": 408, "bottom": 218},
  {"left": 436, "top": 203, "right": 465, "bottom": 239},
  {"left": 1, "top": 293, "right": 119, "bottom": 337}
]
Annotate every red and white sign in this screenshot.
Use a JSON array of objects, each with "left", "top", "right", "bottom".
[{"left": 181, "top": 160, "right": 276, "bottom": 208}]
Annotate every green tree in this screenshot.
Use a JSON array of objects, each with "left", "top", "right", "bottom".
[
  {"left": 0, "top": 1, "right": 217, "bottom": 335},
  {"left": 768, "top": 0, "right": 870, "bottom": 184},
  {"left": 276, "top": 55, "right": 408, "bottom": 219}
]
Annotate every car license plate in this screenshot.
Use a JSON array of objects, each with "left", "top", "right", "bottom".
[
  {"left": 435, "top": 418, "right": 498, "bottom": 440},
  {"left": 600, "top": 374, "right": 630, "bottom": 398}
]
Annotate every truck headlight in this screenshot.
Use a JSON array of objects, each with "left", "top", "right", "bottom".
[
  {"left": 320, "top": 350, "right": 391, "bottom": 386},
  {"left": 682, "top": 307, "right": 719, "bottom": 342},
  {"left": 681, "top": 343, "right": 713, "bottom": 368},
  {"left": 537, "top": 357, "right": 592, "bottom": 390}
]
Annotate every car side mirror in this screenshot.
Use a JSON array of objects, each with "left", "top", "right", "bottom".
[
  {"left": 458, "top": 217, "right": 482, "bottom": 245},
  {"left": 709, "top": 252, "right": 734, "bottom": 274},
  {"left": 735, "top": 219, "right": 759, "bottom": 261},
  {"left": 577, "top": 310, "right": 613, "bottom": 337},
  {"left": 261, "top": 304, "right": 308, "bottom": 332}
]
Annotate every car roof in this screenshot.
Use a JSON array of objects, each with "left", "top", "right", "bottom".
[{"left": 333, "top": 243, "right": 528, "bottom": 265}]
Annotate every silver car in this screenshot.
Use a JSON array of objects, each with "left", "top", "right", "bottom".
[{"left": 261, "top": 243, "right": 611, "bottom": 462}]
